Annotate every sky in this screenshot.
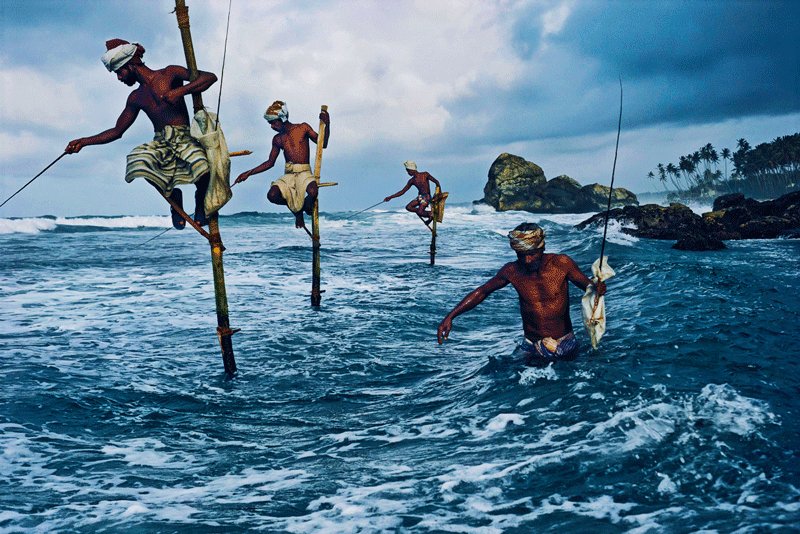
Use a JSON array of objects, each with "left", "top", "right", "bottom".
[{"left": 1, "top": 0, "right": 798, "bottom": 217}]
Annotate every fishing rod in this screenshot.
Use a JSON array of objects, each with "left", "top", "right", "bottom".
[
  {"left": 598, "top": 77, "right": 623, "bottom": 270},
  {"left": 346, "top": 199, "right": 386, "bottom": 219},
  {"left": 0, "top": 152, "right": 67, "bottom": 209}
]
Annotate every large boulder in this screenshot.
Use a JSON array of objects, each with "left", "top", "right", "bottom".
[
  {"left": 580, "top": 183, "right": 639, "bottom": 212},
  {"left": 480, "top": 153, "right": 638, "bottom": 213},
  {"left": 482, "top": 153, "right": 546, "bottom": 211}
]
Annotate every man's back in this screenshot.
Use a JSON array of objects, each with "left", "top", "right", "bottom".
[
  {"left": 275, "top": 122, "right": 313, "bottom": 164},
  {"left": 410, "top": 171, "right": 434, "bottom": 197}
]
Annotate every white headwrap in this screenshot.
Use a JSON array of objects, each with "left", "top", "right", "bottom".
[
  {"left": 508, "top": 225, "right": 545, "bottom": 252},
  {"left": 101, "top": 43, "right": 139, "bottom": 72},
  {"left": 404, "top": 160, "right": 417, "bottom": 171},
  {"left": 263, "top": 100, "right": 289, "bottom": 122}
]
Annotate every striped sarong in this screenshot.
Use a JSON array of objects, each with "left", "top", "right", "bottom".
[
  {"left": 519, "top": 331, "right": 580, "bottom": 360},
  {"left": 125, "top": 125, "right": 209, "bottom": 194}
]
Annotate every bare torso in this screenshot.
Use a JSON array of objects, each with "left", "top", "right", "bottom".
[
  {"left": 500, "top": 254, "right": 584, "bottom": 340},
  {"left": 128, "top": 66, "right": 192, "bottom": 131}
]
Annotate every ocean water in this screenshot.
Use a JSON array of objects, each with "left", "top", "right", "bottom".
[{"left": 1, "top": 203, "right": 799, "bottom": 533}]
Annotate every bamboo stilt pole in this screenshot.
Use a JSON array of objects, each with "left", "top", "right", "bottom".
[
  {"left": 311, "top": 105, "right": 328, "bottom": 307},
  {"left": 174, "top": 0, "right": 237, "bottom": 375},
  {"left": 430, "top": 217, "right": 437, "bottom": 265}
]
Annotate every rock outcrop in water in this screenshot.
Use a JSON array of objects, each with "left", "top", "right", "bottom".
[
  {"left": 478, "top": 153, "right": 638, "bottom": 213},
  {"left": 575, "top": 190, "right": 800, "bottom": 250}
]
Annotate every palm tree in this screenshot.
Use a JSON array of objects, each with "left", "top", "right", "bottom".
[{"left": 721, "top": 147, "right": 731, "bottom": 181}]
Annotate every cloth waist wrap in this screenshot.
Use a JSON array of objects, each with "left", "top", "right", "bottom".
[
  {"left": 520, "top": 331, "right": 579, "bottom": 360},
  {"left": 272, "top": 163, "right": 315, "bottom": 213},
  {"left": 125, "top": 125, "right": 209, "bottom": 194}
]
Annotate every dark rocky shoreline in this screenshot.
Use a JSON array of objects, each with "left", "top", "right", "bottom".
[{"left": 575, "top": 191, "right": 800, "bottom": 250}]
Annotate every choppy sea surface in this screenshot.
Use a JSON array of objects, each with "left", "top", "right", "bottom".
[{"left": 1, "top": 203, "right": 799, "bottom": 533}]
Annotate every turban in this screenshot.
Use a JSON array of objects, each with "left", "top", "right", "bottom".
[
  {"left": 508, "top": 225, "right": 545, "bottom": 253},
  {"left": 404, "top": 160, "right": 417, "bottom": 171},
  {"left": 101, "top": 39, "right": 142, "bottom": 72},
  {"left": 263, "top": 100, "right": 289, "bottom": 122}
]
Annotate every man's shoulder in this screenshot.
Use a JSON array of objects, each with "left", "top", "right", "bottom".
[
  {"left": 160, "top": 64, "right": 188, "bottom": 74},
  {"left": 545, "top": 253, "right": 576, "bottom": 269},
  {"left": 498, "top": 261, "right": 518, "bottom": 276}
]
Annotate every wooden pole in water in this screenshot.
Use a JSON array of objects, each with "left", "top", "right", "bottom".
[
  {"left": 311, "top": 105, "right": 328, "bottom": 307},
  {"left": 174, "top": 0, "right": 237, "bottom": 375},
  {"left": 429, "top": 216, "right": 437, "bottom": 265}
]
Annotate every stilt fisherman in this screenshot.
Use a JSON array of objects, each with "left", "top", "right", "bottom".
[
  {"left": 234, "top": 100, "right": 331, "bottom": 229},
  {"left": 384, "top": 161, "right": 441, "bottom": 225},
  {"left": 65, "top": 39, "right": 218, "bottom": 230},
  {"left": 437, "top": 223, "right": 607, "bottom": 364}
]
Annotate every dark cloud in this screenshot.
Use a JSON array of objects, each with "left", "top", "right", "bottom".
[{"left": 441, "top": 0, "right": 800, "bottom": 155}]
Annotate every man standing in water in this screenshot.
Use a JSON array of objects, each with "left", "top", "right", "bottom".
[
  {"left": 384, "top": 161, "right": 441, "bottom": 225},
  {"left": 234, "top": 100, "right": 331, "bottom": 229},
  {"left": 65, "top": 39, "right": 217, "bottom": 230},
  {"left": 437, "top": 223, "right": 606, "bottom": 362}
]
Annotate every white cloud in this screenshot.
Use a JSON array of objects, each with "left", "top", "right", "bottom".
[
  {"left": 0, "top": 130, "right": 47, "bottom": 162},
  {"left": 0, "top": 63, "right": 87, "bottom": 130},
  {"left": 541, "top": 1, "right": 574, "bottom": 38},
  {"left": 197, "top": 0, "right": 525, "bottom": 153}
]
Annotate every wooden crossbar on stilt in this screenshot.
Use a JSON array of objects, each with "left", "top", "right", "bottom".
[
  {"left": 174, "top": 0, "right": 237, "bottom": 376},
  {"left": 311, "top": 105, "right": 328, "bottom": 307}
]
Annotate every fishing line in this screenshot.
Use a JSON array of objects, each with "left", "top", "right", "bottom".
[
  {"left": 598, "top": 77, "right": 623, "bottom": 270},
  {"left": 213, "top": 0, "right": 233, "bottom": 130}
]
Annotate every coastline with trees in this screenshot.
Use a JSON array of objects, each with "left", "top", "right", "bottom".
[{"left": 647, "top": 132, "right": 799, "bottom": 202}]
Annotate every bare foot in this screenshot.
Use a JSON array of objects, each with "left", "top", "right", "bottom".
[
  {"left": 294, "top": 211, "right": 306, "bottom": 229},
  {"left": 169, "top": 189, "right": 186, "bottom": 230}
]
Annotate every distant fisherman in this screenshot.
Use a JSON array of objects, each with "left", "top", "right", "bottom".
[
  {"left": 66, "top": 39, "right": 218, "bottom": 230},
  {"left": 384, "top": 161, "right": 441, "bottom": 225},
  {"left": 234, "top": 100, "right": 331, "bottom": 229},
  {"left": 437, "top": 223, "right": 607, "bottom": 363}
]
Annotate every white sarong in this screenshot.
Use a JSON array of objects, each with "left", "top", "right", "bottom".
[{"left": 272, "top": 163, "right": 315, "bottom": 213}]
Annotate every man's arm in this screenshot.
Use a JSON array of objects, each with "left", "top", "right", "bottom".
[
  {"left": 384, "top": 179, "right": 413, "bottom": 202},
  {"left": 427, "top": 173, "right": 441, "bottom": 189},
  {"left": 65, "top": 96, "right": 140, "bottom": 153},
  {"left": 235, "top": 137, "right": 281, "bottom": 183},
  {"left": 307, "top": 109, "right": 331, "bottom": 149},
  {"left": 437, "top": 268, "right": 511, "bottom": 344},
  {"left": 563, "top": 255, "right": 606, "bottom": 295},
  {"left": 162, "top": 66, "right": 217, "bottom": 105}
]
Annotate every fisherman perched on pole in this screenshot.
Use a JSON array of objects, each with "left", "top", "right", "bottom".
[
  {"left": 65, "top": 39, "right": 218, "bottom": 230},
  {"left": 384, "top": 161, "right": 441, "bottom": 226},
  {"left": 234, "top": 100, "right": 331, "bottom": 229},
  {"left": 437, "top": 223, "right": 607, "bottom": 364}
]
